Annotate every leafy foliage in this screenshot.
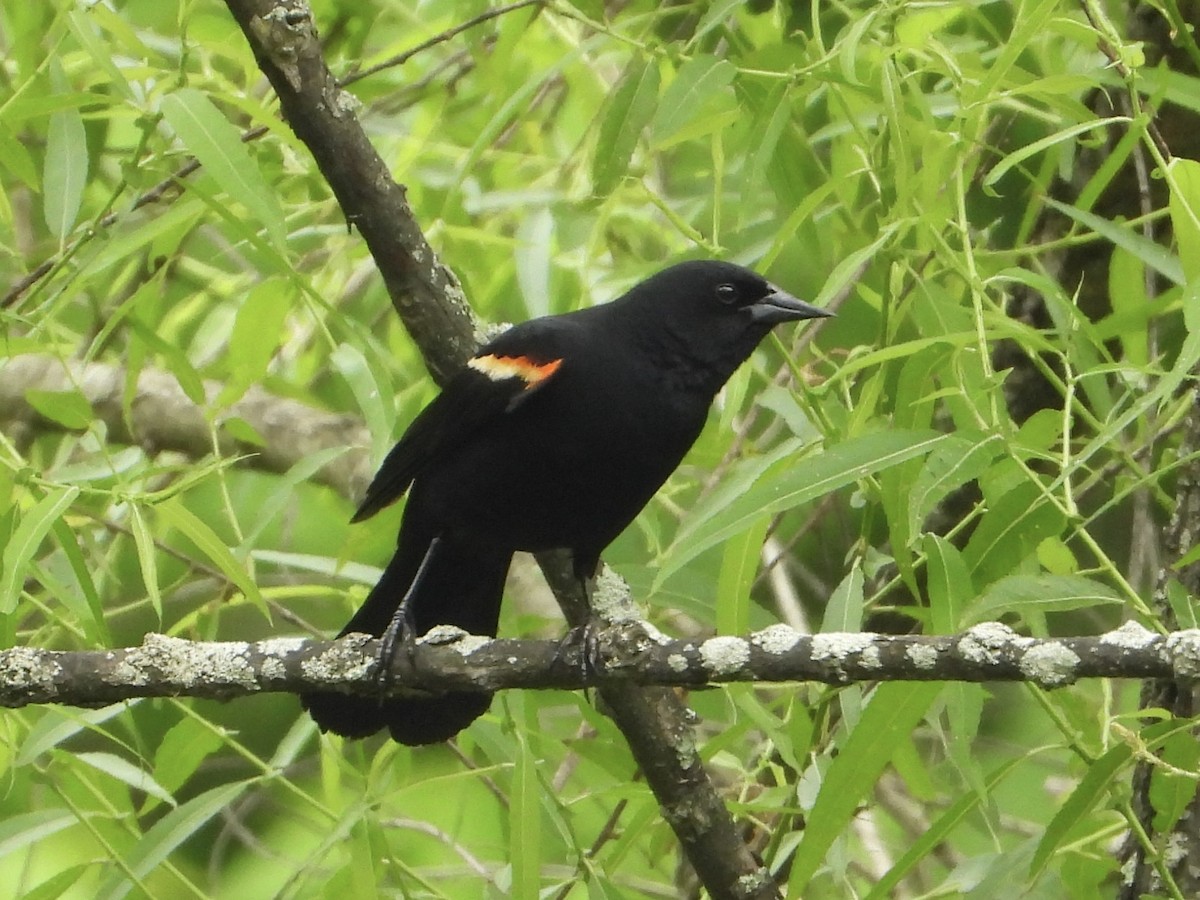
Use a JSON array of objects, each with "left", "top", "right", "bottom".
[{"left": 1, "top": 0, "right": 1196, "bottom": 897}]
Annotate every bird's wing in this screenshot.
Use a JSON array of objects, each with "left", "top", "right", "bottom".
[{"left": 350, "top": 320, "right": 568, "bottom": 523}]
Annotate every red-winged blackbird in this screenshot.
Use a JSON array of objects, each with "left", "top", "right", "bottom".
[{"left": 301, "top": 260, "right": 831, "bottom": 744}]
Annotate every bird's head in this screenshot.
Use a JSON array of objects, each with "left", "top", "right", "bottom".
[{"left": 617, "top": 260, "right": 832, "bottom": 380}]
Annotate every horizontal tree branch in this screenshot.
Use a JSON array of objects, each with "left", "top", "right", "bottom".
[
  {"left": 0, "top": 353, "right": 372, "bottom": 500},
  {"left": 2, "top": 621, "right": 1192, "bottom": 709}
]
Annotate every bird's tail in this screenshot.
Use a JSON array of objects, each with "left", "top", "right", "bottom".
[{"left": 301, "top": 522, "right": 511, "bottom": 745}]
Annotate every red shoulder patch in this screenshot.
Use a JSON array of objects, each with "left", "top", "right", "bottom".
[{"left": 468, "top": 354, "right": 562, "bottom": 390}]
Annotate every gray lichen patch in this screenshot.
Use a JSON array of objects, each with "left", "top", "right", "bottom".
[
  {"left": 811, "top": 633, "right": 874, "bottom": 661},
  {"left": 301, "top": 639, "right": 374, "bottom": 683},
  {"left": 736, "top": 871, "right": 774, "bottom": 896},
  {"left": 111, "top": 657, "right": 150, "bottom": 687},
  {"left": 420, "top": 625, "right": 470, "bottom": 646},
  {"left": 667, "top": 653, "right": 689, "bottom": 673},
  {"left": 192, "top": 642, "right": 257, "bottom": 688},
  {"left": 449, "top": 635, "right": 491, "bottom": 658},
  {"left": 752, "top": 624, "right": 802, "bottom": 655},
  {"left": 261, "top": 657, "right": 287, "bottom": 681},
  {"left": 906, "top": 644, "right": 940, "bottom": 670},
  {"left": 859, "top": 643, "right": 883, "bottom": 670},
  {"left": 1163, "top": 832, "right": 1189, "bottom": 868},
  {"left": 1019, "top": 642, "right": 1081, "bottom": 687},
  {"left": 699, "top": 637, "right": 750, "bottom": 676},
  {"left": 672, "top": 725, "right": 699, "bottom": 770},
  {"left": 1166, "top": 630, "right": 1200, "bottom": 679},
  {"left": 0, "top": 646, "right": 61, "bottom": 694},
  {"left": 333, "top": 89, "right": 362, "bottom": 116},
  {"left": 256, "top": 637, "right": 308, "bottom": 656},
  {"left": 1100, "top": 620, "right": 1157, "bottom": 649},
  {"left": 131, "top": 633, "right": 256, "bottom": 688},
  {"left": 590, "top": 568, "right": 640, "bottom": 623},
  {"left": 957, "top": 622, "right": 1025, "bottom": 664}
]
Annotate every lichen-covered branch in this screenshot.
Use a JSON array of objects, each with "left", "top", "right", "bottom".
[{"left": 2, "top": 621, "right": 1193, "bottom": 710}]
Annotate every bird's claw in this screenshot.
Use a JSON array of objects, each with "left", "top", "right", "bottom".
[
  {"left": 375, "top": 603, "right": 417, "bottom": 692},
  {"left": 555, "top": 621, "right": 605, "bottom": 683}
]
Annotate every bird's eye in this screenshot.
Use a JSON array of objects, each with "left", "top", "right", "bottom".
[{"left": 714, "top": 283, "right": 739, "bottom": 305}]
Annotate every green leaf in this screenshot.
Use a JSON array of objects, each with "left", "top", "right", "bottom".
[
  {"left": 1029, "top": 743, "right": 1132, "bottom": 879},
  {"left": 97, "top": 782, "right": 251, "bottom": 900},
  {"left": 924, "top": 535, "right": 973, "bottom": 633},
  {"left": 43, "top": 104, "right": 88, "bottom": 240},
  {"left": 1036, "top": 536, "right": 1079, "bottom": 576},
  {"left": 866, "top": 754, "right": 1029, "bottom": 900},
  {"left": 961, "top": 482, "right": 1066, "bottom": 585},
  {"left": 813, "top": 222, "right": 902, "bottom": 308},
  {"left": 218, "top": 277, "right": 292, "bottom": 407},
  {"left": 820, "top": 564, "right": 864, "bottom": 633},
  {"left": 16, "top": 705, "right": 131, "bottom": 767},
  {"left": 789, "top": 683, "right": 942, "bottom": 894},
  {"left": 66, "top": 9, "right": 136, "bottom": 101},
  {"left": 73, "top": 751, "right": 174, "bottom": 806},
  {"left": 240, "top": 446, "right": 351, "bottom": 549},
  {"left": 0, "top": 809, "right": 77, "bottom": 862},
  {"left": 1107, "top": 246, "right": 1149, "bottom": 366},
  {"left": 21, "top": 865, "right": 90, "bottom": 900},
  {"left": 1150, "top": 731, "right": 1200, "bottom": 833},
  {"left": 1168, "top": 158, "right": 1200, "bottom": 283},
  {"left": 160, "top": 88, "right": 286, "bottom": 253},
  {"left": 220, "top": 416, "right": 265, "bottom": 447},
  {"left": 715, "top": 515, "right": 770, "bottom": 635},
  {"left": 982, "top": 117, "right": 1129, "bottom": 191},
  {"left": 1044, "top": 197, "right": 1185, "bottom": 286},
  {"left": 652, "top": 56, "right": 735, "bottom": 145},
  {"left": 24, "top": 388, "right": 93, "bottom": 429},
  {"left": 661, "top": 431, "right": 947, "bottom": 583},
  {"left": 592, "top": 59, "right": 660, "bottom": 196},
  {"left": 152, "top": 718, "right": 225, "bottom": 800},
  {"left": 510, "top": 701, "right": 540, "bottom": 900},
  {"left": 745, "top": 81, "right": 793, "bottom": 192},
  {"left": 128, "top": 317, "right": 206, "bottom": 405},
  {"left": 0, "top": 123, "right": 40, "bottom": 188},
  {"left": 156, "top": 499, "right": 266, "bottom": 618},
  {"left": 50, "top": 518, "right": 108, "bottom": 644},
  {"left": 129, "top": 504, "right": 162, "bottom": 621},
  {"left": 331, "top": 343, "right": 392, "bottom": 464},
  {"left": 1, "top": 486, "right": 79, "bottom": 614},
  {"left": 690, "top": 0, "right": 744, "bottom": 44},
  {"left": 902, "top": 432, "right": 998, "bottom": 540},
  {"left": 515, "top": 206, "right": 554, "bottom": 318},
  {"left": 906, "top": 431, "right": 1003, "bottom": 538},
  {"left": 966, "top": 574, "right": 1123, "bottom": 626}
]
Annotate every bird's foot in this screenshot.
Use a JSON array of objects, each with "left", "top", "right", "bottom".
[
  {"left": 375, "top": 602, "right": 417, "bottom": 693},
  {"left": 555, "top": 620, "right": 605, "bottom": 683}
]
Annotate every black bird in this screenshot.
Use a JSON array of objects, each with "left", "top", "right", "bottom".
[{"left": 301, "top": 260, "right": 831, "bottom": 745}]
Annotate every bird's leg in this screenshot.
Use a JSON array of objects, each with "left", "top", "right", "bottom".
[
  {"left": 553, "top": 571, "right": 605, "bottom": 682},
  {"left": 375, "top": 536, "right": 443, "bottom": 693},
  {"left": 577, "top": 574, "right": 605, "bottom": 678}
]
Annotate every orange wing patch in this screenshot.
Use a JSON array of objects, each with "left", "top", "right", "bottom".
[{"left": 469, "top": 354, "right": 562, "bottom": 390}]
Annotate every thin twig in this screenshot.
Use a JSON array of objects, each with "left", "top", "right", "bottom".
[{"left": 342, "top": 0, "right": 544, "bottom": 85}]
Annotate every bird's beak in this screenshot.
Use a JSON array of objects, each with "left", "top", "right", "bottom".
[{"left": 748, "top": 286, "right": 835, "bottom": 325}]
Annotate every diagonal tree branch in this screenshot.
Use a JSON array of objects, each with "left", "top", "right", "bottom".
[{"left": 225, "top": 0, "right": 477, "bottom": 385}]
